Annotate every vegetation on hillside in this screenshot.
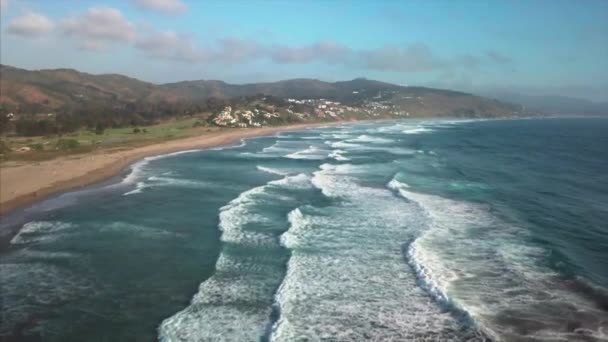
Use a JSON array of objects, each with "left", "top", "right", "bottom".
[{"left": 0, "top": 64, "right": 531, "bottom": 140}]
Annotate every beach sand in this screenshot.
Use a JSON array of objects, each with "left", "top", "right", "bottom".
[{"left": 0, "top": 123, "right": 332, "bottom": 215}]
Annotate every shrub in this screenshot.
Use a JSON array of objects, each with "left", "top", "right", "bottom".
[
  {"left": 0, "top": 140, "right": 10, "bottom": 154},
  {"left": 56, "top": 138, "right": 80, "bottom": 150},
  {"left": 95, "top": 123, "right": 105, "bottom": 135},
  {"left": 28, "top": 143, "right": 44, "bottom": 151},
  {"left": 133, "top": 127, "right": 141, "bottom": 134}
]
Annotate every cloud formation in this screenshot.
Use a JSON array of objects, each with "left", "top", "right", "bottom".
[
  {"left": 3, "top": 4, "right": 513, "bottom": 75},
  {"left": 361, "top": 43, "right": 444, "bottom": 72},
  {"left": 132, "top": 0, "right": 187, "bottom": 15},
  {"left": 135, "top": 29, "right": 207, "bottom": 62},
  {"left": 270, "top": 41, "right": 352, "bottom": 64},
  {"left": 61, "top": 7, "right": 136, "bottom": 50},
  {"left": 6, "top": 12, "right": 55, "bottom": 37},
  {"left": 133, "top": 34, "right": 508, "bottom": 75}
]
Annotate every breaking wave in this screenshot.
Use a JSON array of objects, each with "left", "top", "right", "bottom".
[
  {"left": 269, "top": 164, "right": 481, "bottom": 341},
  {"left": 388, "top": 178, "right": 608, "bottom": 341}
]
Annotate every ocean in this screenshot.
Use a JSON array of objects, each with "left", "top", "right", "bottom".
[{"left": 1, "top": 117, "right": 607, "bottom": 341}]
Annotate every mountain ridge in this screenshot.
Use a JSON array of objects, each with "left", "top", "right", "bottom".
[
  {"left": 0, "top": 64, "right": 525, "bottom": 120},
  {"left": 482, "top": 91, "right": 608, "bottom": 115}
]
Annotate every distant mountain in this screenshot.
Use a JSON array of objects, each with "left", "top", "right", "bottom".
[
  {"left": 160, "top": 77, "right": 470, "bottom": 102},
  {"left": 482, "top": 91, "right": 608, "bottom": 116},
  {"left": 0, "top": 64, "right": 525, "bottom": 118}
]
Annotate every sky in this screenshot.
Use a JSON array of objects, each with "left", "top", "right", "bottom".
[{"left": 1, "top": 0, "right": 607, "bottom": 101}]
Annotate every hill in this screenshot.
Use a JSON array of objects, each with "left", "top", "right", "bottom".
[
  {"left": 482, "top": 91, "right": 608, "bottom": 116},
  {"left": 0, "top": 64, "right": 529, "bottom": 135}
]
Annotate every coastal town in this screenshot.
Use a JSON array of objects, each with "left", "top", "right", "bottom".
[{"left": 210, "top": 94, "right": 413, "bottom": 128}]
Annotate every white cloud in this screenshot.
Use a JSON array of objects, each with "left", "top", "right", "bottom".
[
  {"left": 2, "top": 3, "right": 506, "bottom": 76},
  {"left": 132, "top": 0, "right": 187, "bottom": 15},
  {"left": 61, "top": 7, "right": 136, "bottom": 50},
  {"left": 214, "top": 38, "right": 265, "bottom": 63},
  {"left": 1, "top": 0, "right": 9, "bottom": 12},
  {"left": 136, "top": 33, "right": 267, "bottom": 64},
  {"left": 132, "top": 35, "right": 492, "bottom": 75},
  {"left": 135, "top": 29, "right": 208, "bottom": 62},
  {"left": 361, "top": 43, "right": 445, "bottom": 72},
  {"left": 270, "top": 40, "right": 352, "bottom": 64},
  {"left": 6, "top": 12, "right": 55, "bottom": 37}
]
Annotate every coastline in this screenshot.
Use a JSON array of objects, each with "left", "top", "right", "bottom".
[{"left": 0, "top": 122, "right": 340, "bottom": 216}]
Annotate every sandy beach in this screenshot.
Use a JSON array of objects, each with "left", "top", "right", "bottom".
[{"left": 0, "top": 123, "right": 332, "bottom": 215}]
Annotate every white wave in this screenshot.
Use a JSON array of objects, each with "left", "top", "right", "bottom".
[
  {"left": 367, "top": 123, "right": 412, "bottom": 133},
  {"left": 285, "top": 145, "right": 328, "bottom": 160},
  {"left": 217, "top": 173, "right": 310, "bottom": 246},
  {"left": 260, "top": 140, "right": 312, "bottom": 158},
  {"left": 346, "top": 134, "right": 394, "bottom": 144},
  {"left": 122, "top": 159, "right": 149, "bottom": 185},
  {"left": 158, "top": 252, "right": 281, "bottom": 341},
  {"left": 159, "top": 174, "right": 306, "bottom": 342},
  {"left": 403, "top": 127, "right": 434, "bottom": 134},
  {"left": 331, "top": 133, "right": 356, "bottom": 139},
  {"left": 147, "top": 176, "right": 211, "bottom": 189},
  {"left": 123, "top": 176, "right": 211, "bottom": 195},
  {"left": 269, "top": 173, "right": 311, "bottom": 190},
  {"left": 328, "top": 149, "right": 349, "bottom": 161},
  {"left": 318, "top": 132, "right": 356, "bottom": 140},
  {"left": 414, "top": 150, "right": 439, "bottom": 156},
  {"left": 209, "top": 138, "right": 247, "bottom": 150},
  {"left": 239, "top": 152, "right": 277, "bottom": 159},
  {"left": 318, "top": 163, "right": 361, "bottom": 174},
  {"left": 279, "top": 208, "right": 307, "bottom": 248},
  {"left": 123, "top": 182, "right": 145, "bottom": 196},
  {"left": 327, "top": 140, "right": 361, "bottom": 149},
  {"left": 262, "top": 142, "right": 290, "bottom": 154},
  {"left": 122, "top": 149, "right": 201, "bottom": 184},
  {"left": 218, "top": 185, "right": 275, "bottom": 246},
  {"left": 256, "top": 165, "right": 290, "bottom": 176},
  {"left": 388, "top": 178, "right": 608, "bottom": 341},
  {"left": 271, "top": 164, "right": 474, "bottom": 340},
  {"left": 388, "top": 179, "right": 409, "bottom": 188},
  {"left": 327, "top": 140, "right": 415, "bottom": 156},
  {"left": 10, "top": 221, "right": 73, "bottom": 245}
]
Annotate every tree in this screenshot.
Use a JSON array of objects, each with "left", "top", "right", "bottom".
[
  {"left": 95, "top": 123, "right": 105, "bottom": 135},
  {"left": 0, "top": 114, "right": 10, "bottom": 134}
]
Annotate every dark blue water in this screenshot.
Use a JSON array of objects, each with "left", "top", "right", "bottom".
[{"left": 1, "top": 117, "right": 607, "bottom": 341}]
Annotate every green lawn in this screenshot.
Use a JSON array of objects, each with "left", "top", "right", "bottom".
[{"left": 1, "top": 117, "right": 215, "bottom": 162}]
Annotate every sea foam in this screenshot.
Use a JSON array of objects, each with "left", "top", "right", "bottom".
[
  {"left": 10, "top": 221, "right": 74, "bottom": 245},
  {"left": 159, "top": 173, "right": 313, "bottom": 342},
  {"left": 270, "top": 164, "right": 477, "bottom": 341},
  {"left": 284, "top": 145, "right": 328, "bottom": 160},
  {"left": 388, "top": 176, "right": 608, "bottom": 341}
]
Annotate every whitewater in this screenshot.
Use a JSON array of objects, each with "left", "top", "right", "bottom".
[{"left": 2, "top": 118, "right": 608, "bottom": 341}]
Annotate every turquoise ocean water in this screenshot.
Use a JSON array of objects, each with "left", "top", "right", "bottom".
[{"left": 1, "top": 117, "right": 607, "bottom": 341}]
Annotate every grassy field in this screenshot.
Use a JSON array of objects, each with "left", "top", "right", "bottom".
[{"left": 1, "top": 117, "right": 218, "bottom": 162}]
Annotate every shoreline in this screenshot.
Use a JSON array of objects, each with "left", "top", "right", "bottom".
[{"left": 0, "top": 122, "right": 342, "bottom": 216}]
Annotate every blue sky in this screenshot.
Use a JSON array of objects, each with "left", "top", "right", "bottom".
[{"left": 1, "top": 0, "right": 607, "bottom": 101}]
